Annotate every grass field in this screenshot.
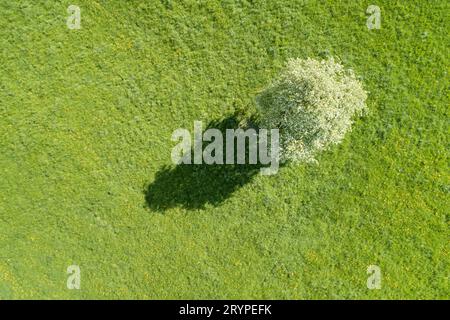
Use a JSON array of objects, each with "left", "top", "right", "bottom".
[{"left": 0, "top": 0, "right": 448, "bottom": 299}]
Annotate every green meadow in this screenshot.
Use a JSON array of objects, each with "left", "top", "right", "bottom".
[{"left": 0, "top": 0, "right": 448, "bottom": 299}]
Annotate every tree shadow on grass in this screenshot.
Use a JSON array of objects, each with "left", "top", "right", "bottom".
[{"left": 145, "top": 115, "right": 264, "bottom": 212}]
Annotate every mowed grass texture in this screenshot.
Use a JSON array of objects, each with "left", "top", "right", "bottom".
[{"left": 0, "top": 0, "right": 448, "bottom": 299}]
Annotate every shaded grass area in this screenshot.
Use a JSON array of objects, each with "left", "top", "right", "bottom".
[
  {"left": 146, "top": 115, "right": 263, "bottom": 211},
  {"left": 0, "top": 0, "right": 448, "bottom": 299}
]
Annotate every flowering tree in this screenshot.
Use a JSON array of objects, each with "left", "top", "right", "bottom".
[{"left": 256, "top": 57, "right": 368, "bottom": 162}]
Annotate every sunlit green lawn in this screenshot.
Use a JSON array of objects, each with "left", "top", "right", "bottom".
[{"left": 0, "top": 0, "right": 448, "bottom": 299}]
